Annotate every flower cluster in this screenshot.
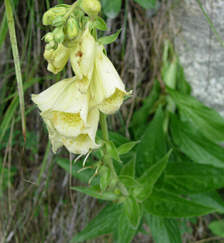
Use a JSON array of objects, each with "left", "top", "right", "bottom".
[{"left": 32, "top": 0, "right": 127, "bottom": 155}]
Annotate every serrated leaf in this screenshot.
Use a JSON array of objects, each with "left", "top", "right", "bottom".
[
  {"left": 164, "top": 161, "right": 224, "bottom": 194},
  {"left": 98, "top": 29, "right": 121, "bottom": 45},
  {"left": 135, "top": 151, "right": 171, "bottom": 202},
  {"left": 168, "top": 89, "right": 224, "bottom": 143},
  {"left": 71, "top": 186, "right": 118, "bottom": 201},
  {"left": 208, "top": 220, "right": 224, "bottom": 237},
  {"left": 117, "top": 141, "right": 139, "bottom": 155},
  {"left": 123, "top": 197, "right": 142, "bottom": 229},
  {"left": 170, "top": 115, "right": 224, "bottom": 168},
  {"left": 136, "top": 107, "right": 167, "bottom": 175},
  {"left": 101, "top": 0, "right": 122, "bottom": 18},
  {"left": 113, "top": 209, "right": 139, "bottom": 243},
  {"left": 143, "top": 189, "right": 215, "bottom": 217},
  {"left": 134, "top": 0, "right": 157, "bottom": 9},
  {"left": 72, "top": 204, "right": 121, "bottom": 242},
  {"left": 145, "top": 213, "right": 182, "bottom": 243},
  {"left": 93, "top": 16, "right": 107, "bottom": 31},
  {"left": 189, "top": 191, "right": 224, "bottom": 214},
  {"left": 120, "top": 157, "right": 136, "bottom": 177}
]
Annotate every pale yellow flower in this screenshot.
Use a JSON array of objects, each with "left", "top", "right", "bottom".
[
  {"left": 32, "top": 77, "right": 100, "bottom": 154},
  {"left": 90, "top": 44, "right": 127, "bottom": 114},
  {"left": 70, "top": 27, "right": 96, "bottom": 80}
]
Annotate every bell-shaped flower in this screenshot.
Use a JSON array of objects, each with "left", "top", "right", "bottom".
[
  {"left": 44, "top": 44, "right": 70, "bottom": 74},
  {"left": 62, "top": 109, "right": 100, "bottom": 154},
  {"left": 32, "top": 77, "right": 99, "bottom": 154},
  {"left": 70, "top": 27, "right": 96, "bottom": 80},
  {"left": 90, "top": 44, "right": 127, "bottom": 114}
]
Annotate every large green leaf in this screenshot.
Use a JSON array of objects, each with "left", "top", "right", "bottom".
[
  {"left": 131, "top": 80, "right": 160, "bottom": 138},
  {"left": 170, "top": 115, "right": 224, "bottom": 168},
  {"left": 164, "top": 161, "right": 224, "bottom": 194},
  {"left": 136, "top": 107, "right": 167, "bottom": 175},
  {"left": 101, "top": 0, "right": 122, "bottom": 18},
  {"left": 143, "top": 189, "right": 214, "bottom": 217},
  {"left": 71, "top": 204, "right": 121, "bottom": 242},
  {"left": 135, "top": 151, "right": 171, "bottom": 201},
  {"left": 134, "top": 0, "right": 157, "bottom": 9},
  {"left": 168, "top": 89, "right": 224, "bottom": 143},
  {"left": 145, "top": 213, "right": 182, "bottom": 243}
]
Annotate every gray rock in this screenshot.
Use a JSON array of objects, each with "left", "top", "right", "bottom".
[{"left": 174, "top": 0, "right": 224, "bottom": 115}]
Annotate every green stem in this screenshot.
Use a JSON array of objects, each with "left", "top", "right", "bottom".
[
  {"left": 5, "top": 0, "right": 26, "bottom": 141},
  {"left": 100, "top": 114, "right": 118, "bottom": 180},
  {"left": 100, "top": 113, "right": 129, "bottom": 196},
  {"left": 64, "top": 0, "right": 80, "bottom": 19},
  {"left": 100, "top": 113, "right": 116, "bottom": 176}
]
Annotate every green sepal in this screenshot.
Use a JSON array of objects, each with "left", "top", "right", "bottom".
[
  {"left": 71, "top": 185, "right": 118, "bottom": 201},
  {"left": 92, "top": 16, "right": 107, "bottom": 31},
  {"left": 98, "top": 29, "right": 121, "bottom": 45}
]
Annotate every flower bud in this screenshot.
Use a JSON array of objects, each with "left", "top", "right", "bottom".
[
  {"left": 80, "top": 0, "right": 101, "bottom": 16},
  {"left": 45, "top": 40, "right": 58, "bottom": 50},
  {"left": 44, "top": 32, "right": 54, "bottom": 43},
  {"left": 53, "top": 27, "right": 65, "bottom": 43},
  {"left": 42, "top": 7, "right": 67, "bottom": 26},
  {"left": 44, "top": 44, "right": 70, "bottom": 74},
  {"left": 65, "top": 17, "right": 79, "bottom": 40}
]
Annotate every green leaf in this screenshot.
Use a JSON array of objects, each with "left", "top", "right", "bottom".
[
  {"left": 92, "top": 16, "right": 107, "bottom": 31},
  {"left": 208, "top": 220, "right": 224, "bottom": 237},
  {"left": 120, "top": 157, "right": 136, "bottom": 177},
  {"left": 101, "top": 0, "right": 122, "bottom": 18},
  {"left": 136, "top": 107, "right": 167, "bottom": 175},
  {"left": 143, "top": 190, "right": 215, "bottom": 217},
  {"left": 134, "top": 0, "right": 157, "bottom": 9},
  {"left": 71, "top": 186, "right": 118, "bottom": 201},
  {"left": 98, "top": 29, "right": 121, "bottom": 45},
  {"left": 117, "top": 141, "right": 139, "bottom": 155},
  {"left": 189, "top": 191, "right": 224, "bottom": 214},
  {"left": 113, "top": 209, "right": 139, "bottom": 243},
  {"left": 123, "top": 197, "right": 142, "bottom": 229},
  {"left": 164, "top": 161, "right": 224, "bottom": 194},
  {"left": 56, "top": 158, "right": 99, "bottom": 185},
  {"left": 145, "top": 213, "right": 182, "bottom": 243},
  {"left": 170, "top": 115, "right": 224, "bottom": 168},
  {"left": 176, "top": 64, "right": 191, "bottom": 95},
  {"left": 131, "top": 80, "right": 161, "bottom": 138},
  {"left": 99, "top": 166, "right": 110, "bottom": 191},
  {"left": 168, "top": 89, "right": 224, "bottom": 143},
  {"left": 71, "top": 204, "right": 121, "bottom": 242},
  {"left": 135, "top": 151, "right": 171, "bottom": 201},
  {"left": 119, "top": 175, "right": 141, "bottom": 194},
  {"left": 105, "top": 140, "right": 121, "bottom": 163}
]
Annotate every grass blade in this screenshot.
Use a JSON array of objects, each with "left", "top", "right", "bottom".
[{"left": 4, "top": 0, "right": 26, "bottom": 141}]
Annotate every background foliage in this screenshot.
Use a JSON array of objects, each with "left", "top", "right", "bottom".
[{"left": 1, "top": 0, "right": 224, "bottom": 242}]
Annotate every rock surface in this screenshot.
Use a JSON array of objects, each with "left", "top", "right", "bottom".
[{"left": 174, "top": 0, "right": 224, "bottom": 115}]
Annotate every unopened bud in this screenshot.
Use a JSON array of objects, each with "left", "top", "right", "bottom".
[
  {"left": 44, "top": 32, "right": 54, "bottom": 43},
  {"left": 65, "top": 17, "right": 79, "bottom": 40},
  {"left": 53, "top": 27, "right": 65, "bottom": 43},
  {"left": 42, "top": 7, "right": 67, "bottom": 26},
  {"left": 45, "top": 40, "right": 58, "bottom": 50},
  {"left": 80, "top": 0, "right": 101, "bottom": 16}
]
